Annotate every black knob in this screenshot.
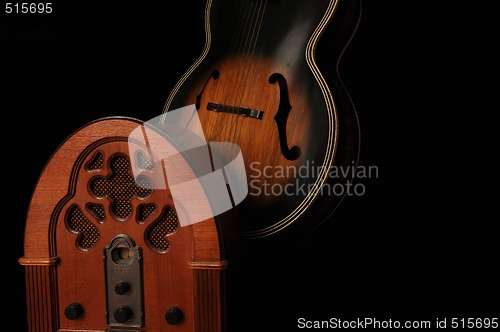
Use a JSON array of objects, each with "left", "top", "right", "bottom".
[
  {"left": 64, "top": 302, "right": 84, "bottom": 320},
  {"left": 115, "top": 281, "right": 131, "bottom": 295},
  {"left": 114, "top": 305, "right": 133, "bottom": 323},
  {"left": 165, "top": 306, "right": 183, "bottom": 325}
]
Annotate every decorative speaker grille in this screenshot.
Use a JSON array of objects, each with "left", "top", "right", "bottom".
[
  {"left": 87, "top": 203, "right": 106, "bottom": 223},
  {"left": 89, "top": 154, "right": 153, "bottom": 221},
  {"left": 137, "top": 204, "right": 157, "bottom": 224},
  {"left": 67, "top": 205, "right": 100, "bottom": 249},
  {"left": 85, "top": 151, "right": 104, "bottom": 171},
  {"left": 135, "top": 150, "right": 153, "bottom": 170},
  {"left": 145, "top": 207, "right": 179, "bottom": 252},
  {"left": 64, "top": 150, "right": 181, "bottom": 253}
]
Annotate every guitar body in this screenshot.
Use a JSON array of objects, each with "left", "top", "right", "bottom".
[{"left": 164, "top": 0, "right": 361, "bottom": 240}]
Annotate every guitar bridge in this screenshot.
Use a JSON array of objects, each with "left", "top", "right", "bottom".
[{"left": 207, "top": 102, "right": 264, "bottom": 120}]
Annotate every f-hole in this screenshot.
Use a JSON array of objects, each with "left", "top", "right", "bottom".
[{"left": 269, "top": 73, "right": 300, "bottom": 160}]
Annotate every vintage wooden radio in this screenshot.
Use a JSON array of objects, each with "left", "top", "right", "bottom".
[{"left": 18, "top": 116, "right": 235, "bottom": 331}]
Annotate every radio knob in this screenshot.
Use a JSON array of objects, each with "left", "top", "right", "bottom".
[
  {"left": 165, "top": 306, "right": 183, "bottom": 325},
  {"left": 114, "top": 281, "right": 131, "bottom": 295},
  {"left": 64, "top": 302, "right": 84, "bottom": 320},
  {"left": 114, "top": 305, "right": 133, "bottom": 323}
]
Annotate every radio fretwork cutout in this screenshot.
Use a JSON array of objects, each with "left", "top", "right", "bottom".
[{"left": 64, "top": 151, "right": 180, "bottom": 253}]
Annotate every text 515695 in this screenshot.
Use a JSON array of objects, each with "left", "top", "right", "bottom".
[{"left": 5, "top": 3, "right": 52, "bottom": 14}]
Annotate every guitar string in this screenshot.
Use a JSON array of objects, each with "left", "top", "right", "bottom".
[
  {"left": 206, "top": 1, "right": 237, "bottom": 144},
  {"left": 231, "top": 0, "right": 267, "bottom": 171},
  {"left": 232, "top": 0, "right": 268, "bottom": 162},
  {"left": 199, "top": 0, "right": 253, "bottom": 176},
  {"left": 203, "top": 1, "right": 244, "bottom": 144},
  {"left": 219, "top": 0, "right": 255, "bottom": 149},
  {"left": 228, "top": 0, "right": 260, "bottom": 143},
  {"left": 208, "top": 0, "right": 252, "bottom": 167},
  {"left": 237, "top": 0, "right": 268, "bottom": 109},
  {"left": 232, "top": 0, "right": 268, "bottom": 178},
  {"left": 216, "top": 0, "right": 264, "bottom": 166}
]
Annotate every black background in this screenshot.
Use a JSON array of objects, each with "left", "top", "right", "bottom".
[{"left": 3, "top": 1, "right": 498, "bottom": 331}]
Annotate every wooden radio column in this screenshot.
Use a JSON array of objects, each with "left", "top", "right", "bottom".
[{"left": 18, "top": 117, "right": 228, "bottom": 332}]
